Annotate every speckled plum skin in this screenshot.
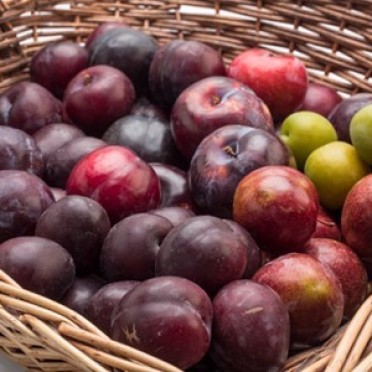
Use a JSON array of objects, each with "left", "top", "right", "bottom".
[
  {"left": 189, "top": 125, "right": 290, "bottom": 219},
  {"left": 170, "top": 76, "right": 274, "bottom": 159},
  {"left": 253, "top": 253, "right": 344, "bottom": 349},
  {"left": 211, "top": 280, "right": 290, "bottom": 372},
  {"left": 66, "top": 145, "right": 161, "bottom": 223},
  {"left": 156, "top": 215, "right": 261, "bottom": 294},
  {"left": 303, "top": 238, "right": 368, "bottom": 320},
  {"left": 233, "top": 165, "right": 319, "bottom": 256},
  {"left": 111, "top": 276, "right": 213, "bottom": 369},
  {"left": 341, "top": 174, "right": 372, "bottom": 272}
]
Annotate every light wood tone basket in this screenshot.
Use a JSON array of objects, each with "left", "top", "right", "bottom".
[{"left": 0, "top": 1, "right": 372, "bottom": 371}]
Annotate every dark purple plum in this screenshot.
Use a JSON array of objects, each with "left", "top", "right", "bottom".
[
  {"left": 171, "top": 76, "right": 274, "bottom": 159},
  {"left": 100, "top": 213, "right": 173, "bottom": 282},
  {"left": 156, "top": 215, "right": 259, "bottom": 294},
  {"left": 102, "top": 114, "right": 181, "bottom": 165},
  {"left": 189, "top": 125, "right": 290, "bottom": 218},
  {"left": 150, "top": 163, "right": 195, "bottom": 210},
  {"left": 61, "top": 275, "right": 106, "bottom": 316},
  {"left": 33, "top": 123, "right": 85, "bottom": 162},
  {"left": 85, "top": 21, "right": 128, "bottom": 50},
  {"left": 30, "top": 40, "right": 89, "bottom": 99},
  {"left": 130, "top": 96, "right": 168, "bottom": 122},
  {"left": 89, "top": 27, "right": 158, "bottom": 94},
  {"left": 45, "top": 136, "right": 106, "bottom": 188},
  {"left": 149, "top": 39, "right": 226, "bottom": 110},
  {"left": 0, "top": 170, "right": 55, "bottom": 243},
  {"left": 0, "top": 236, "right": 75, "bottom": 300},
  {"left": 0, "top": 126, "right": 44, "bottom": 177},
  {"left": 149, "top": 206, "right": 195, "bottom": 228},
  {"left": 111, "top": 276, "right": 213, "bottom": 369},
  {"left": 0, "top": 81, "right": 62, "bottom": 134},
  {"left": 35, "top": 195, "right": 111, "bottom": 275},
  {"left": 86, "top": 280, "right": 139, "bottom": 335},
  {"left": 211, "top": 280, "right": 290, "bottom": 372},
  {"left": 63, "top": 65, "right": 135, "bottom": 136}
]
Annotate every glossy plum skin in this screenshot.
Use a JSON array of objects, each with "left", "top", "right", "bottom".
[
  {"left": 189, "top": 125, "right": 290, "bottom": 219},
  {"left": 62, "top": 65, "right": 135, "bottom": 136},
  {"left": 33, "top": 123, "right": 85, "bottom": 162},
  {"left": 211, "top": 280, "right": 290, "bottom": 372},
  {"left": 328, "top": 93, "right": 372, "bottom": 142},
  {"left": 149, "top": 206, "right": 195, "bottom": 227},
  {"left": 45, "top": 136, "right": 106, "bottom": 188},
  {"left": 130, "top": 96, "right": 168, "bottom": 122},
  {"left": 233, "top": 166, "right": 319, "bottom": 256},
  {"left": 0, "top": 170, "right": 55, "bottom": 243},
  {"left": 86, "top": 280, "right": 139, "bottom": 335},
  {"left": 30, "top": 41, "right": 89, "bottom": 99},
  {"left": 66, "top": 145, "right": 161, "bottom": 223},
  {"left": 100, "top": 212, "right": 173, "bottom": 282},
  {"left": 89, "top": 28, "right": 158, "bottom": 94},
  {"left": 156, "top": 215, "right": 260, "bottom": 294},
  {"left": 0, "top": 81, "right": 62, "bottom": 134},
  {"left": 149, "top": 39, "right": 226, "bottom": 110},
  {"left": 253, "top": 253, "right": 344, "bottom": 349},
  {"left": 311, "top": 206, "right": 341, "bottom": 240},
  {"left": 35, "top": 195, "right": 111, "bottom": 275},
  {"left": 61, "top": 275, "right": 106, "bottom": 316},
  {"left": 303, "top": 238, "right": 368, "bottom": 320},
  {"left": 0, "top": 236, "right": 75, "bottom": 300},
  {"left": 102, "top": 115, "right": 180, "bottom": 165},
  {"left": 85, "top": 21, "right": 128, "bottom": 50},
  {"left": 170, "top": 76, "right": 274, "bottom": 159},
  {"left": 150, "top": 163, "right": 195, "bottom": 210},
  {"left": 111, "top": 276, "right": 213, "bottom": 369},
  {"left": 0, "top": 126, "right": 44, "bottom": 177}
]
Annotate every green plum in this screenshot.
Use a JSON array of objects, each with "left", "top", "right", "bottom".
[
  {"left": 350, "top": 104, "right": 372, "bottom": 165},
  {"left": 304, "top": 141, "right": 370, "bottom": 210},
  {"left": 280, "top": 111, "right": 337, "bottom": 170}
]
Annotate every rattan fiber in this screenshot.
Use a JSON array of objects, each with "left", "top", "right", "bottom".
[{"left": 0, "top": 1, "right": 372, "bottom": 371}]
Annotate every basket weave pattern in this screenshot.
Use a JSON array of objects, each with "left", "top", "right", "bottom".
[{"left": 0, "top": 1, "right": 372, "bottom": 371}]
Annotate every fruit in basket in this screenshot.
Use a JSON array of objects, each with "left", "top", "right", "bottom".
[
  {"left": 62, "top": 65, "right": 135, "bottom": 136},
  {"left": 350, "top": 104, "right": 372, "bottom": 165},
  {"left": 341, "top": 174, "right": 372, "bottom": 271},
  {"left": 304, "top": 141, "right": 370, "bottom": 210},
  {"left": 149, "top": 39, "right": 226, "bottom": 110},
  {"left": 328, "top": 93, "right": 372, "bottom": 142},
  {"left": 233, "top": 165, "right": 319, "bottom": 256},
  {"left": 0, "top": 126, "right": 44, "bottom": 177},
  {"left": 130, "top": 96, "right": 169, "bottom": 122},
  {"left": 86, "top": 280, "right": 139, "bottom": 335},
  {"left": 253, "top": 253, "right": 344, "bottom": 349},
  {"left": 30, "top": 40, "right": 89, "bottom": 99},
  {"left": 0, "top": 170, "right": 55, "bottom": 243},
  {"left": 0, "top": 236, "right": 75, "bottom": 300},
  {"left": 88, "top": 27, "right": 158, "bottom": 94},
  {"left": 211, "top": 280, "right": 290, "bottom": 372},
  {"left": 279, "top": 111, "right": 337, "bottom": 170},
  {"left": 61, "top": 275, "right": 106, "bottom": 316},
  {"left": 35, "top": 195, "right": 111, "bottom": 276},
  {"left": 156, "top": 215, "right": 260, "bottom": 294},
  {"left": 311, "top": 206, "right": 341, "bottom": 240},
  {"left": 45, "top": 136, "right": 106, "bottom": 189},
  {"left": 228, "top": 48, "right": 308, "bottom": 122},
  {"left": 189, "top": 125, "right": 290, "bottom": 218},
  {"left": 111, "top": 276, "right": 213, "bottom": 369},
  {"left": 171, "top": 76, "right": 274, "bottom": 159},
  {"left": 0, "top": 81, "right": 62, "bottom": 134},
  {"left": 299, "top": 82, "right": 343, "bottom": 117},
  {"left": 149, "top": 206, "right": 195, "bottom": 227},
  {"left": 100, "top": 212, "right": 173, "bottom": 281},
  {"left": 303, "top": 238, "right": 368, "bottom": 320},
  {"left": 102, "top": 114, "right": 181, "bottom": 165},
  {"left": 85, "top": 21, "right": 128, "bottom": 50},
  {"left": 50, "top": 187, "right": 66, "bottom": 202},
  {"left": 66, "top": 145, "right": 161, "bottom": 223}
]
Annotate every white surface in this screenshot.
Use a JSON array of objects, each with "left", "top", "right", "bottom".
[{"left": 0, "top": 352, "right": 25, "bottom": 371}]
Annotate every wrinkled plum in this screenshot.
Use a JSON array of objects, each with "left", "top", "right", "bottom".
[
  {"left": 35, "top": 195, "right": 111, "bottom": 275},
  {"left": 0, "top": 236, "right": 75, "bottom": 300},
  {"left": 100, "top": 212, "right": 173, "bottom": 282}
]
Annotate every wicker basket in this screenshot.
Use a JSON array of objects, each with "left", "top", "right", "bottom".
[{"left": 0, "top": 1, "right": 372, "bottom": 371}]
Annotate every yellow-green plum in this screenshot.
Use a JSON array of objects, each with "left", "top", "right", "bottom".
[
  {"left": 350, "top": 104, "right": 372, "bottom": 165},
  {"left": 280, "top": 111, "right": 337, "bottom": 170},
  {"left": 304, "top": 141, "right": 370, "bottom": 210}
]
